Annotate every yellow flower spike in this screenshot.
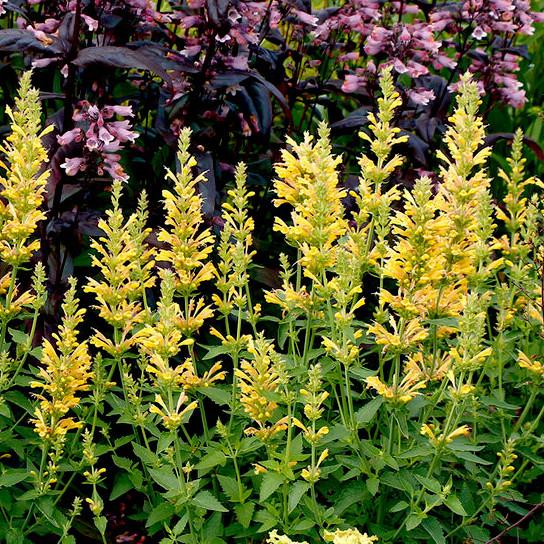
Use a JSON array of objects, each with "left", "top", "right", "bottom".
[
  {"left": 157, "top": 128, "right": 215, "bottom": 297},
  {"left": 31, "top": 278, "right": 93, "bottom": 443},
  {"left": 0, "top": 71, "right": 53, "bottom": 267},
  {"left": 273, "top": 122, "right": 348, "bottom": 277},
  {"left": 86, "top": 179, "right": 154, "bottom": 343}
]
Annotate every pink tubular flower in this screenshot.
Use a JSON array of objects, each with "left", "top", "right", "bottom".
[
  {"left": 61, "top": 157, "right": 86, "bottom": 176},
  {"left": 59, "top": 102, "right": 136, "bottom": 181}
]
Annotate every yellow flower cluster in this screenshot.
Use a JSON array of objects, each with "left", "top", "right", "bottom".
[
  {"left": 86, "top": 180, "right": 155, "bottom": 356},
  {"left": 324, "top": 528, "right": 378, "bottom": 544},
  {"left": 31, "top": 278, "right": 93, "bottom": 441},
  {"left": 213, "top": 162, "right": 256, "bottom": 321},
  {"left": 158, "top": 128, "right": 215, "bottom": 298},
  {"left": 0, "top": 71, "right": 53, "bottom": 267},
  {"left": 235, "top": 334, "right": 288, "bottom": 441},
  {"left": 274, "top": 122, "right": 347, "bottom": 277}
]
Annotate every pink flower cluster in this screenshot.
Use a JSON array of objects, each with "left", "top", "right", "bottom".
[
  {"left": 58, "top": 103, "right": 137, "bottom": 182},
  {"left": 308, "top": 0, "right": 542, "bottom": 108}
]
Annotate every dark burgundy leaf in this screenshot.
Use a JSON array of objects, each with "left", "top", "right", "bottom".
[
  {"left": 485, "top": 133, "right": 544, "bottom": 161},
  {"left": 0, "top": 29, "right": 57, "bottom": 53},
  {"left": 72, "top": 46, "right": 174, "bottom": 86},
  {"left": 330, "top": 107, "right": 369, "bottom": 132}
]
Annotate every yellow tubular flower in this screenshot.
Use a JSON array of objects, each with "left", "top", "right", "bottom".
[
  {"left": 348, "top": 66, "right": 407, "bottom": 269},
  {"left": 157, "top": 128, "right": 215, "bottom": 297},
  {"left": 0, "top": 71, "right": 53, "bottom": 267},
  {"left": 214, "top": 162, "right": 256, "bottom": 318},
  {"left": 31, "top": 278, "right": 93, "bottom": 442},
  {"left": 85, "top": 179, "right": 155, "bottom": 338},
  {"left": 436, "top": 73, "right": 493, "bottom": 288},
  {"left": 235, "top": 334, "right": 287, "bottom": 441},
  {"left": 273, "top": 122, "right": 348, "bottom": 277},
  {"left": 518, "top": 352, "right": 544, "bottom": 378}
]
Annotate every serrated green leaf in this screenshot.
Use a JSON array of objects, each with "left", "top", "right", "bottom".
[
  {"left": 110, "top": 473, "right": 133, "bottom": 501},
  {"left": 198, "top": 386, "right": 231, "bottom": 406},
  {"left": 234, "top": 502, "right": 254, "bottom": 528},
  {"left": 217, "top": 474, "right": 240, "bottom": 502},
  {"left": 196, "top": 450, "right": 227, "bottom": 472},
  {"left": 415, "top": 474, "right": 441, "bottom": 494},
  {"left": 390, "top": 500, "right": 409, "bottom": 513},
  {"left": 356, "top": 397, "right": 384, "bottom": 425},
  {"left": 146, "top": 502, "right": 176, "bottom": 527},
  {"left": 366, "top": 477, "right": 379, "bottom": 496},
  {"left": 148, "top": 467, "right": 179, "bottom": 492},
  {"left": 259, "top": 472, "right": 284, "bottom": 502},
  {"left": 193, "top": 490, "right": 228, "bottom": 512},
  {"left": 0, "top": 470, "right": 28, "bottom": 487},
  {"left": 422, "top": 517, "right": 445, "bottom": 544},
  {"left": 406, "top": 513, "right": 424, "bottom": 531},
  {"left": 444, "top": 495, "right": 468, "bottom": 516},
  {"left": 288, "top": 481, "right": 310, "bottom": 513}
]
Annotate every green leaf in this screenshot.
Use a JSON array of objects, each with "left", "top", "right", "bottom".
[
  {"left": 288, "top": 481, "right": 310, "bottom": 513},
  {"left": 444, "top": 495, "right": 468, "bottom": 516},
  {"left": 146, "top": 502, "right": 176, "bottom": 527},
  {"left": 390, "top": 501, "right": 409, "bottom": 513},
  {"left": 132, "top": 442, "right": 160, "bottom": 466},
  {"left": 217, "top": 474, "right": 240, "bottom": 502},
  {"left": 415, "top": 474, "right": 441, "bottom": 494},
  {"left": 451, "top": 450, "right": 492, "bottom": 465},
  {"left": 366, "top": 477, "right": 379, "bottom": 496},
  {"left": 422, "top": 517, "right": 445, "bottom": 544},
  {"left": 110, "top": 473, "right": 133, "bottom": 501},
  {"left": 9, "top": 329, "right": 29, "bottom": 346},
  {"left": 259, "top": 472, "right": 284, "bottom": 502},
  {"left": 355, "top": 397, "right": 384, "bottom": 426},
  {"left": 196, "top": 450, "right": 227, "bottom": 472},
  {"left": 148, "top": 467, "right": 180, "bottom": 492},
  {"left": 406, "top": 513, "right": 424, "bottom": 531},
  {"left": 234, "top": 502, "right": 254, "bottom": 528},
  {"left": 198, "top": 387, "right": 231, "bottom": 406},
  {"left": 193, "top": 490, "right": 228, "bottom": 512},
  {"left": 94, "top": 516, "right": 108, "bottom": 536},
  {"left": 0, "top": 470, "right": 28, "bottom": 487}
]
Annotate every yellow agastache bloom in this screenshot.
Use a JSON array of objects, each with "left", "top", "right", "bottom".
[
  {"left": 138, "top": 271, "right": 190, "bottom": 359},
  {"left": 365, "top": 369, "right": 426, "bottom": 405},
  {"left": 348, "top": 66, "right": 407, "bottom": 268},
  {"left": 0, "top": 71, "right": 53, "bottom": 267},
  {"left": 496, "top": 129, "right": 542, "bottom": 255},
  {"left": 301, "top": 448, "right": 329, "bottom": 483},
  {"left": 265, "top": 253, "right": 317, "bottom": 316},
  {"left": 273, "top": 122, "right": 348, "bottom": 277},
  {"left": 158, "top": 128, "right": 215, "bottom": 297},
  {"left": 214, "top": 162, "right": 256, "bottom": 318},
  {"left": 368, "top": 316, "right": 428, "bottom": 353},
  {"left": 31, "top": 278, "right": 93, "bottom": 442},
  {"left": 420, "top": 423, "right": 471, "bottom": 447},
  {"left": 382, "top": 177, "right": 450, "bottom": 318},
  {"left": 149, "top": 392, "right": 198, "bottom": 432},
  {"left": 405, "top": 351, "right": 451, "bottom": 382},
  {"left": 86, "top": 179, "right": 154, "bottom": 336},
  {"left": 323, "top": 528, "right": 378, "bottom": 544},
  {"left": 436, "top": 73, "right": 493, "bottom": 288},
  {"left": 235, "top": 334, "right": 288, "bottom": 441},
  {"left": 518, "top": 351, "right": 544, "bottom": 377}
]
